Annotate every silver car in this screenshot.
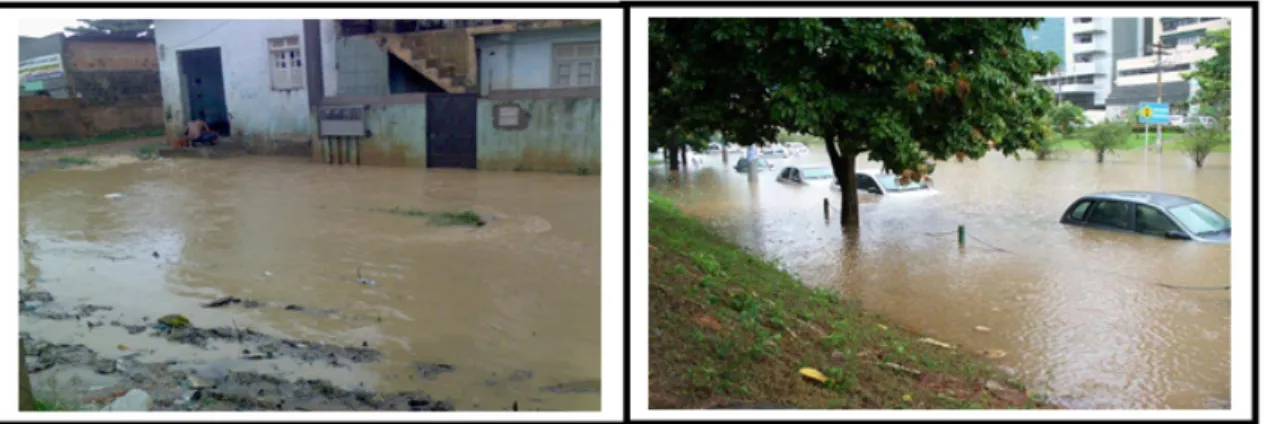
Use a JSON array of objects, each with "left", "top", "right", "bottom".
[
  {"left": 776, "top": 165, "right": 836, "bottom": 187},
  {"left": 831, "top": 169, "right": 936, "bottom": 196}
]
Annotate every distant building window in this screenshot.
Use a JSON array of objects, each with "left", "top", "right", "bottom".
[
  {"left": 1118, "top": 63, "right": 1192, "bottom": 77},
  {"left": 1073, "top": 17, "right": 1094, "bottom": 23},
  {"left": 268, "top": 36, "right": 304, "bottom": 91},
  {"left": 1073, "top": 34, "right": 1093, "bottom": 44},
  {"left": 1074, "top": 54, "right": 1095, "bottom": 63},
  {"left": 552, "top": 42, "right": 600, "bottom": 88}
]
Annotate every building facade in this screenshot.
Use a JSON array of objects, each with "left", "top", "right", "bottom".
[
  {"left": 153, "top": 19, "right": 602, "bottom": 173},
  {"left": 1027, "top": 17, "right": 1147, "bottom": 109},
  {"left": 19, "top": 34, "right": 163, "bottom": 140},
  {"left": 1105, "top": 17, "right": 1229, "bottom": 119}
]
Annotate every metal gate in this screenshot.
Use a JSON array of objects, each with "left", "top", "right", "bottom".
[{"left": 426, "top": 93, "right": 479, "bottom": 169}]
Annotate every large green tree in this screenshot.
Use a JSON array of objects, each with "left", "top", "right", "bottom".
[
  {"left": 650, "top": 18, "right": 1059, "bottom": 228},
  {"left": 65, "top": 19, "right": 154, "bottom": 37},
  {"left": 1184, "top": 27, "right": 1230, "bottom": 125}
]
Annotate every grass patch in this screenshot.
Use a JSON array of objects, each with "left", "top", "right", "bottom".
[
  {"left": 650, "top": 158, "right": 664, "bottom": 165},
  {"left": 648, "top": 193, "right": 1050, "bottom": 410},
  {"left": 56, "top": 157, "right": 95, "bottom": 167},
  {"left": 1055, "top": 133, "right": 1230, "bottom": 153},
  {"left": 373, "top": 207, "right": 485, "bottom": 226},
  {"left": 135, "top": 142, "right": 165, "bottom": 159},
  {"left": 20, "top": 127, "right": 165, "bottom": 151}
]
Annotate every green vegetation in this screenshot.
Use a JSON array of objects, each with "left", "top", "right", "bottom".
[
  {"left": 648, "top": 194, "right": 1048, "bottom": 409},
  {"left": 373, "top": 207, "right": 485, "bottom": 226},
  {"left": 1053, "top": 132, "right": 1230, "bottom": 154},
  {"left": 56, "top": 157, "right": 95, "bottom": 167},
  {"left": 1184, "top": 27, "right": 1231, "bottom": 127},
  {"left": 1034, "top": 101, "right": 1085, "bottom": 160},
  {"left": 576, "top": 166, "right": 592, "bottom": 176},
  {"left": 651, "top": 19, "right": 1059, "bottom": 229},
  {"left": 1177, "top": 124, "right": 1231, "bottom": 168},
  {"left": 1074, "top": 121, "right": 1132, "bottom": 163},
  {"left": 135, "top": 142, "right": 164, "bottom": 160},
  {"left": 20, "top": 127, "right": 164, "bottom": 151}
]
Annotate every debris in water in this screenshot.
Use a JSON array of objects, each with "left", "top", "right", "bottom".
[
  {"left": 264, "top": 271, "right": 273, "bottom": 277},
  {"left": 356, "top": 266, "right": 377, "bottom": 287},
  {"left": 979, "top": 349, "right": 1008, "bottom": 360},
  {"left": 117, "top": 344, "right": 129, "bottom": 351},
  {"left": 917, "top": 337, "right": 954, "bottom": 349},
  {"left": 974, "top": 325, "right": 991, "bottom": 333},
  {"left": 157, "top": 314, "right": 191, "bottom": 329},
  {"left": 105, "top": 193, "right": 125, "bottom": 199},
  {"left": 152, "top": 251, "right": 160, "bottom": 259},
  {"left": 799, "top": 367, "right": 828, "bottom": 384}
]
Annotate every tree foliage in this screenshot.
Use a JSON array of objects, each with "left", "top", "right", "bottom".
[
  {"left": 650, "top": 18, "right": 1059, "bottom": 227},
  {"left": 1078, "top": 121, "right": 1131, "bottom": 164},
  {"left": 64, "top": 20, "right": 154, "bottom": 37},
  {"left": 1179, "top": 123, "right": 1229, "bottom": 169},
  {"left": 1034, "top": 100, "right": 1086, "bottom": 160},
  {"left": 1185, "top": 28, "right": 1230, "bottom": 125}
]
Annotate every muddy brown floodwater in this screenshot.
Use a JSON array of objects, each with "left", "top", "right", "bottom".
[
  {"left": 21, "top": 155, "right": 600, "bottom": 411},
  {"left": 653, "top": 149, "right": 1230, "bottom": 410}
]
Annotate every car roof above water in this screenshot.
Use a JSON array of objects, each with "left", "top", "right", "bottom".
[{"left": 1079, "top": 191, "right": 1201, "bottom": 208}]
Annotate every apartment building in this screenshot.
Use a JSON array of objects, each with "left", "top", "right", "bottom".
[
  {"left": 1026, "top": 17, "right": 1146, "bottom": 110},
  {"left": 1105, "top": 17, "right": 1229, "bottom": 119}
]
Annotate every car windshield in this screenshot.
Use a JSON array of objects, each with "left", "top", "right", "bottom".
[
  {"left": 875, "top": 174, "right": 929, "bottom": 192},
  {"left": 802, "top": 167, "right": 834, "bottom": 180},
  {"left": 1167, "top": 203, "right": 1230, "bottom": 234}
]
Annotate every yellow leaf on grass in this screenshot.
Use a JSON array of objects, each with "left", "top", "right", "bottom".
[
  {"left": 799, "top": 367, "right": 828, "bottom": 384},
  {"left": 902, "top": 394, "right": 913, "bottom": 402},
  {"left": 876, "top": 324, "right": 889, "bottom": 331}
]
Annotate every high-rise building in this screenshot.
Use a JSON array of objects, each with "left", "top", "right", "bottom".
[
  {"left": 1025, "top": 17, "right": 1148, "bottom": 110},
  {"left": 1105, "top": 17, "right": 1230, "bottom": 119}
]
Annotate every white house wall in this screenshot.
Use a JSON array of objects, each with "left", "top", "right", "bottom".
[
  {"left": 154, "top": 19, "right": 311, "bottom": 142},
  {"left": 475, "top": 26, "right": 601, "bottom": 93}
]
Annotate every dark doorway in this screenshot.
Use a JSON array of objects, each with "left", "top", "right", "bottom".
[
  {"left": 177, "top": 48, "right": 230, "bottom": 135},
  {"left": 426, "top": 93, "right": 478, "bottom": 169}
]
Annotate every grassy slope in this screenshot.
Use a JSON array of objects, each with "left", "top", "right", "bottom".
[
  {"left": 1057, "top": 133, "right": 1231, "bottom": 153},
  {"left": 648, "top": 194, "right": 1050, "bottom": 410}
]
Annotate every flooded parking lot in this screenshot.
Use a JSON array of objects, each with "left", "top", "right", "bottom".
[
  {"left": 20, "top": 156, "right": 600, "bottom": 411},
  {"left": 652, "top": 149, "right": 1230, "bottom": 409}
]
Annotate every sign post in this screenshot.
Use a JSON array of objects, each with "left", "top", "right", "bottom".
[{"left": 1137, "top": 102, "right": 1170, "bottom": 154}]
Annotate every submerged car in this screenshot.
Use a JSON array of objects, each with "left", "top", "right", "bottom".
[
  {"left": 831, "top": 169, "right": 936, "bottom": 195},
  {"left": 786, "top": 142, "right": 811, "bottom": 156},
  {"left": 761, "top": 145, "right": 792, "bottom": 159},
  {"left": 776, "top": 165, "right": 835, "bottom": 187},
  {"left": 1060, "top": 191, "right": 1230, "bottom": 243},
  {"left": 734, "top": 157, "right": 775, "bottom": 172}
]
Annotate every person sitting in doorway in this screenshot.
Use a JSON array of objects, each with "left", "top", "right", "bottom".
[{"left": 186, "top": 115, "right": 219, "bottom": 147}]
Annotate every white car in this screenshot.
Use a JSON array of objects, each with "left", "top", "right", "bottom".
[
  {"left": 776, "top": 165, "right": 836, "bottom": 187},
  {"left": 787, "top": 142, "right": 811, "bottom": 156},
  {"left": 831, "top": 169, "right": 937, "bottom": 196},
  {"left": 761, "top": 145, "right": 792, "bottom": 158}
]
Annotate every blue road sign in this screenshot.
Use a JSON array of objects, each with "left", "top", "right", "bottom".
[{"left": 1137, "top": 102, "right": 1171, "bottom": 125}]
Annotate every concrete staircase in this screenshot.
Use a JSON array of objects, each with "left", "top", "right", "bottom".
[{"left": 372, "top": 30, "right": 477, "bottom": 94}]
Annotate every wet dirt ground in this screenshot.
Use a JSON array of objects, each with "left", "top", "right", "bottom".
[
  {"left": 652, "top": 149, "right": 1231, "bottom": 409},
  {"left": 20, "top": 152, "right": 601, "bottom": 411}
]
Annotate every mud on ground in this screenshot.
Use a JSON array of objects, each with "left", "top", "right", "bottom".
[{"left": 20, "top": 289, "right": 455, "bottom": 411}]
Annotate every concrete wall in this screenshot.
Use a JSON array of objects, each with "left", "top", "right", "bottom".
[
  {"left": 310, "top": 96, "right": 430, "bottom": 167},
  {"left": 332, "top": 35, "right": 389, "bottom": 96},
  {"left": 476, "top": 96, "right": 600, "bottom": 173},
  {"left": 475, "top": 26, "right": 601, "bottom": 92},
  {"left": 154, "top": 20, "right": 312, "bottom": 149}
]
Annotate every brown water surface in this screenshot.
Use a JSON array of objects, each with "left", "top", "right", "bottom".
[
  {"left": 652, "top": 149, "right": 1230, "bottom": 409},
  {"left": 20, "top": 156, "right": 601, "bottom": 411}
]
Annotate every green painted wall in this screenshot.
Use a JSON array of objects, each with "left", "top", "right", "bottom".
[
  {"left": 311, "top": 102, "right": 428, "bottom": 167},
  {"left": 476, "top": 97, "right": 601, "bottom": 174}
]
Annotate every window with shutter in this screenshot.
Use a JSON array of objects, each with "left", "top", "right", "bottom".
[
  {"left": 551, "top": 42, "right": 601, "bottom": 88},
  {"left": 268, "top": 36, "right": 304, "bottom": 91}
]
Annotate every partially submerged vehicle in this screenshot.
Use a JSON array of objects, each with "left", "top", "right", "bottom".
[{"left": 1060, "top": 191, "right": 1230, "bottom": 243}]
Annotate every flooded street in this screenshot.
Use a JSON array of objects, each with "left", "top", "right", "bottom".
[
  {"left": 652, "top": 149, "right": 1230, "bottom": 410},
  {"left": 20, "top": 156, "right": 601, "bottom": 411}
]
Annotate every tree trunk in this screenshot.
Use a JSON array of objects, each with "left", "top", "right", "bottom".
[
  {"left": 721, "top": 148, "right": 729, "bottom": 165},
  {"left": 825, "top": 133, "right": 860, "bottom": 229},
  {"left": 1096, "top": 150, "right": 1105, "bottom": 163},
  {"left": 19, "top": 338, "right": 33, "bottom": 411},
  {"left": 667, "top": 144, "right": 681, "bottom": 171},
  {"left": 681, "top": 147, "right": 688, "bottom": 169}
]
